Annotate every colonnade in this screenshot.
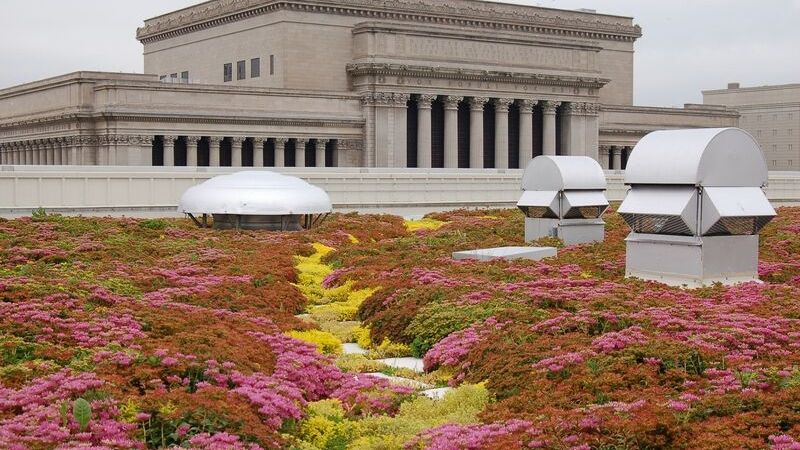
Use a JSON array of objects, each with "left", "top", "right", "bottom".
[
  {"left": 363, "top": 92, "right": 600, "bottom": 169},
  {"left": 0, "top": 138, "right": 83, "bottom": 165},
  {"left": 155, "top": 136, "right": 338, "bottom": 168},
  {"left": 599, "top": 145, "right": 635, "bottom": 170}
]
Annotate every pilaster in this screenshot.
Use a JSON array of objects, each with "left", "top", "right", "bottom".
[
  {"left": 362, "top": 92, "right": 409, "bottom": 168},
  {"left": 583, "top": 103, "right": 600, "bottom": 162}
]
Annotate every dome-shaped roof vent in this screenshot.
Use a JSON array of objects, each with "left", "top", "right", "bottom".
[{"left": 178, "top": 171, "right": 332, "bottom": 230}]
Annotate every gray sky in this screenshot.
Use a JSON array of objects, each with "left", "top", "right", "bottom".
[{"left": 1, "top": 0, "right": 798, "bottom": 106}]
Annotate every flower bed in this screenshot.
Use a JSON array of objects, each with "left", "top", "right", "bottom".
[{"left": 1, "top": 207, "right": 800, "bottom": 448}]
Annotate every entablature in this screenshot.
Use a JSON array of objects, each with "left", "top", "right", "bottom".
[{"left": 137, "top": 0, "right": 642, "bottom": 45}]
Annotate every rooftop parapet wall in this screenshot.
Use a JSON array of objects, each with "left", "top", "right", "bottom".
[
  {"left": 600, "top": 104, "right": 740, "bottom": 133},
  {"left": 703, "top": 84, "right": 800, "bottom": 107},
  {"left": 136, "top": 0, "right": 641, "bottom": 44},
  {"left": 0, "top": 72, "right": 362, "bottom": 129}
]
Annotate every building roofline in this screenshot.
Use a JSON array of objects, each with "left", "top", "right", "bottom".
[
  {"left": 703, "top": 83, "right": 800, "bottom": 95},
  {"left": 137, "top": 0, "right": 642, "bottom": 44},
  {"left": 143, "top": 0, "right": 635, "bottom": 24},
  {"left": 0, "top": 72, "right": 158, "bottom": 98}
]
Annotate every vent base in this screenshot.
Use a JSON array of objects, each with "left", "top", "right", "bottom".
[{"left": 624, "top": 233, "right": 760, "bottom": 288}]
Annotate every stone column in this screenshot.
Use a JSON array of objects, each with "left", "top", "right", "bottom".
[
  {"left": 18, "top": 142, "right": 26, "bottom": 165},
  {"left": 469, "top": 97, "right": 488, "bottom": 169},
  {"left": 33, "top": 141, "right": 42, "bottom": 165},
  {"left": 315, "top": 139, "right": 328, "bottom": 168},
  {"left": 209, "top": 137, "right": 222, "bottom": 167},
  {"left": 295, "top": 138, "right": 307, "bottom": 168},
  {"left": 0, "top": 144, "right": 6, "bottom": 165},
  {"left": 45, "top": 140, "right": 54, "bottom": 165},
  {"left": 17, "top": 142, "right": 25, "bottom": 165},
  {"left": 231, "top": 137, "right": 245, "bottom": 167},
  {"left": 27, "top": 142, "right": 35, "bottom": 165},
  {"left": 611, "top": 146, "right": 622, "bottom": 171},
  {"left": 274, "top": 138, "right": 287, "bottom": 167},
  {"left": 599, "top": 146, "right": 611, "bottom": 170},
  {"left": 541, "top": 101, "right": 561, "bottom": 156},
  {"left": 163, "top": 135, "right": 176, "bottom": 167},
  {"left": 186, "top": 137, "right": 199, "bottom": 166},
  {"left": 494, "top": 98, "right": 513, "bottom": 169},
  {"left": 253, "top": 138, "right": 265, "bottom": 167},
  {"left": 52, "top": 139, "right": 61, "bottom": 165},
  {"left": 518, "top": 99, "right": 537, "bottom": 169},
  {"left": 444, "top": 96, "right": 463, "bottom": 168},
  {"left": 417, "top": 94, "right": 436, "bottom": 169}
]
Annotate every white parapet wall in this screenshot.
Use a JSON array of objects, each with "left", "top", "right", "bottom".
[{"left": 0, "top": 166, "right": 798, "bottom": 218}]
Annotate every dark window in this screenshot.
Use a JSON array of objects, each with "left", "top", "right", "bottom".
[
  {"left": 269, "top": 55, "right": 275, "bottom": 75},
  {"left": 223, "top": 63, "right": 232, "bottom": 82},
  {"left": 159, "top": 75, "right": 167, "bottom": 81},
  {"left": 237, "top": 60, "right": 246, "bottom": 80},
  {"left": 170, "top": 73, "right": 178, "bottom": 79},
  {"left": 251, "top": 58, "right": 260, "bottom": 78},
  {"left": 181, "top": 71, "right": 189, "bottom": 82}
]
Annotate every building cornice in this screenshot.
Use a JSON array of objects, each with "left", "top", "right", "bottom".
[
  {"left": 600, "top": 104, "right": 740, "bottom": 118},
  {"left": 0, "top": 111, "right": 364, "bottom": 132},
  {"left": 136, "top": 0, "right": 642, "bottom": 44},
  {"left": 346, "top": 63, "right": 610, "bottom": 89}
]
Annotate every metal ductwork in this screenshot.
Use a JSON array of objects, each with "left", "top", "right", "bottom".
[
  {"left": 517, "top": 156, "right": 609, "bottom": 245},
  {"left": 619, "top": 128, "right": 776, "bottom": 287}
]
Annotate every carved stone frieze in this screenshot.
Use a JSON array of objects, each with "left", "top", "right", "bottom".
[
  {"left": 361, "top": 92, "right": 410, "bottom": 107},
  {"left": 347, "top": 63, "right": 610, "bottom": 89}
]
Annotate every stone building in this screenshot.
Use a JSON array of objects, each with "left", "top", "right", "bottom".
[
  {"left": 704, "top": 83, "right": 800, "bottom": 171},
  {"left": 0, "top": 0, "right": 737, "bottom": 170}
]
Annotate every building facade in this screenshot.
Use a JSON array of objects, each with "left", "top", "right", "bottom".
[
  {"left": 704, "top": 83, "right": 800, "bottom": 171},
  {"left": 0, "top": 0, "right": 738, "bottom": 170}
]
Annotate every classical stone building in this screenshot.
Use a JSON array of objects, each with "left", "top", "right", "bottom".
[
  {"left": 0, "top": 0, "right": 737, "bottom": 170},
  {"left": 704, "top": 83, "right": 800, "bottom": 171}
]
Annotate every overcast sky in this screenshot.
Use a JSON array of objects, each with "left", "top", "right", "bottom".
[{"left": 1, "top": 0, "right": 798, "bottom": 106}]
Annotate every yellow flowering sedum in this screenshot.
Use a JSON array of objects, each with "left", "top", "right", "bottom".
[
  {"left": 403, "top": 218, "right": 447, "bottom": 232},
  {"left": 286, "top": 329, "right": 343, "bottom": 355},
  {"left": 293, "top": 384, "right": 491, "bottom": 449}
]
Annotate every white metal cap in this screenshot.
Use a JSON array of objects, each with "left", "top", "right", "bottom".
[
  {"left": 521, "top": 156, "right": 607, "bottom": 191},
  {"left": 624, "top": 128, "right": 768, "bottom": 187},
  {"left": 178, "top": 171, "right": 333, "bottom": 215}
]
